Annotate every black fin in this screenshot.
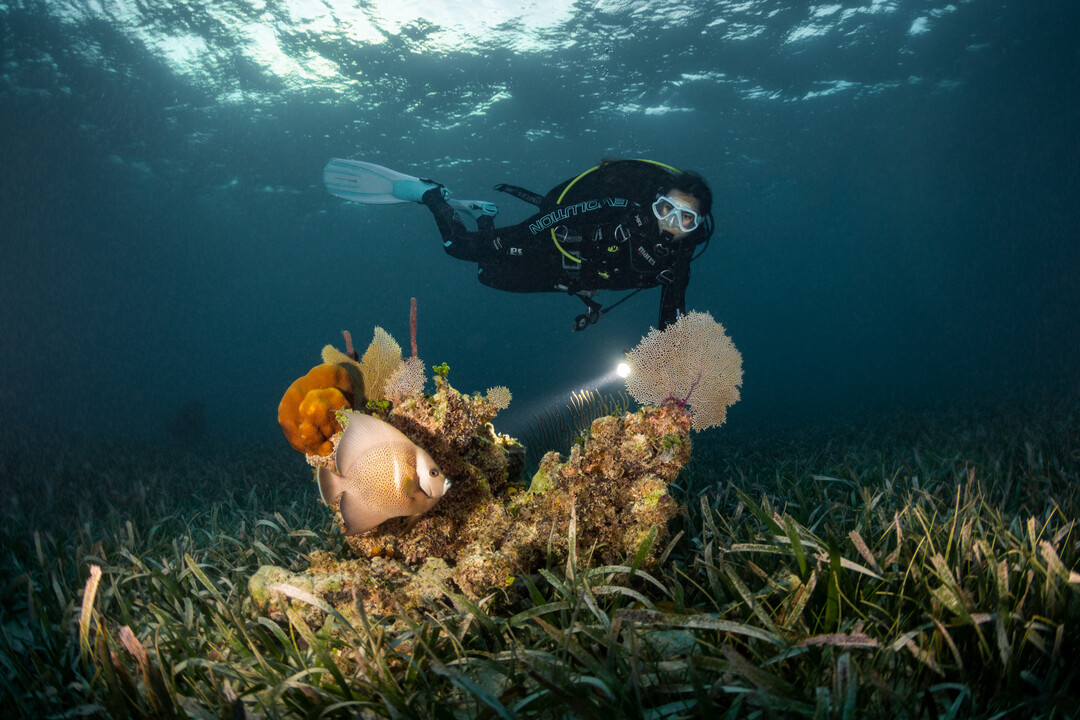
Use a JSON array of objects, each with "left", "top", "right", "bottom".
[{"left": 494, "top": 183, "right": 544, "bottom": 207}]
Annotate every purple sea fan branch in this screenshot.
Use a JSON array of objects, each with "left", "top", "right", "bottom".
[
  {"left": 409, "top": 297, "right": 418, "bottom": 359},
  {"left": 666, "top": 367, "right": 704, "bottom": 408},
  {"left": 624, "top": 311, "right": 744, "bottom": 432}
]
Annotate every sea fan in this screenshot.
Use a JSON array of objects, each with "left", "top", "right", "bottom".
[
  {"left": 384, "top": 356, "right": 427, "bottom": 404},
  {"left": 624, "top": 310, "right": 743, "bottom": 431},
  {"left": 359, "top": 327, "right": 404, "bottom": 400}
]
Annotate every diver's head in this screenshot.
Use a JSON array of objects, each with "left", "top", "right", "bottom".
[{"left": 655, "top": 171, "right": 713, "bottom": 241}]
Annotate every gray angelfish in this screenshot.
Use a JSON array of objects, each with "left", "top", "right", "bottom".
[{"left": 317, "top": 411, "right": 450, "bottom": 535}]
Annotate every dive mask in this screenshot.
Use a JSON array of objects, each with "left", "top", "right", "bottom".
[{"left": 652, "top": 195, "right": 702, "bottom": 233}]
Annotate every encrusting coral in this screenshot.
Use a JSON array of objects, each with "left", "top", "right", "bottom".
[
  {"left": 260, "top": 301, "right": 715, "bottom": 621},
  {"left": 277, "top": 364, "right": 355, "bottom": 456}
]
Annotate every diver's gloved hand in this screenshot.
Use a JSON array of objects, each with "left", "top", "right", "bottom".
[{"left": 448, "top": 199, "right": 498, "bottom": 220}]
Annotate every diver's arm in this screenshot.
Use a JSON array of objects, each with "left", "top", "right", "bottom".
[{"left": 657, "top": 252, "right": 692, "bottom": 329}]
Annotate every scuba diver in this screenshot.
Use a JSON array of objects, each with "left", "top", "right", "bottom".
[{"left": 323, "top": 158, "right": 714, "bottom": 331}]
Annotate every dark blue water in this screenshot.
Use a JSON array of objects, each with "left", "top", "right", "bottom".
[{"left": 2, "top": 1, "right": 1078, "bottom": 445}]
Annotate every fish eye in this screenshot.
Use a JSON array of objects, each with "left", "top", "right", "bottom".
[{"left": 429, "top": 468, "right": 441, "bottom": 477}]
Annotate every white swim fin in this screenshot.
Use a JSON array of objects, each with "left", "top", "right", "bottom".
[{"left": 323, "top": 158, "right": 449, "bottom": 204}]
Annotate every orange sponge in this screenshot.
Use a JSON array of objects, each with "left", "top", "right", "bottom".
[{"left": 278, "top": 364, "right": 355, "bottom": 455}]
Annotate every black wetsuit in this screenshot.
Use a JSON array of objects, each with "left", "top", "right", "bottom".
[{"left": 422, "top": 159, "right": 703, "bottom": 329}]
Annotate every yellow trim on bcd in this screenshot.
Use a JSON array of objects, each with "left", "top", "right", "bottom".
[{"left": 550, "top": 159, "right": 681, "bottom": 265}]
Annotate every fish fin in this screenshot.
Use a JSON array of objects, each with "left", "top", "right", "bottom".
[
  {"left": 335, "top": 411, "right": 414, "bottom": 472},
  {"left": 403, "top": 514, "right": 423, "bottom": 533},
  {"left": 339, "top": 492, "right": 389, "bottom": 536},
  {"left": 317, "top": 466, "right": 346, "bottom": 506}
]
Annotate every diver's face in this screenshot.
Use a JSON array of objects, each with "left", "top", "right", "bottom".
[{"left": 655, "top": 189, "right": 702, "bottom": 239}]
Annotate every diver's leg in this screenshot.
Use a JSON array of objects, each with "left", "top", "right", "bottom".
[{"left": 422, "top": 187, "right": 499, "bottom": 262}]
